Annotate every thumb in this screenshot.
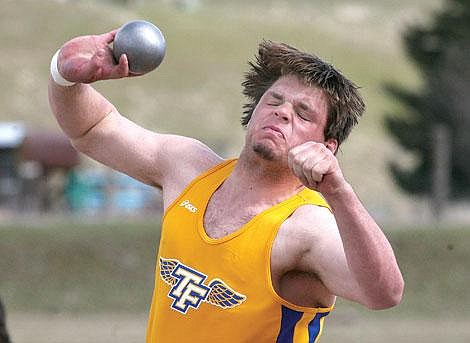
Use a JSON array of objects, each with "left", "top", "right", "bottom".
[{"left": 115, "top": 54, "right": 130, "bottom": 77}]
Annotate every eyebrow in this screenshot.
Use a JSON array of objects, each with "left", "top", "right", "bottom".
[
  {"left": 298, "top": 101, "right": 311, "bottom": 111},
  {"left": 268, "top": 90, "right": 321, "bottom": 117},
  {"left": 270, "top": 91, "right": 284, "bottom": 101}
]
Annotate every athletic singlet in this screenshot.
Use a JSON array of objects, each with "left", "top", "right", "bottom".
[{"left": 146, "top": 159, "right": 334, "bottom": 343}]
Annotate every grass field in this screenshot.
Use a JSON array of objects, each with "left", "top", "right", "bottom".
[{"left": 1, "top": 220, "right": 469, "bottom": 342}]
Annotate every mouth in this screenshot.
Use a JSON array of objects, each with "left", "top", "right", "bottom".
[{"left": 263, "top": 126, "right": 285, "bottom": 139}]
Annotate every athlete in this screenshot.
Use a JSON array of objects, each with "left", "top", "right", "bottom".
[{"left": 48, "top": 29, "right": 404, "bottom": 342}]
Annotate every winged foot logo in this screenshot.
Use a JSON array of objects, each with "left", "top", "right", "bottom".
[{"left": 159, "top": 257, "right": 246, "bottom": 314}]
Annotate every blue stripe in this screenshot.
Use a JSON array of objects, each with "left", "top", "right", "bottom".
[
  {"left": 276, "top": 306, "right": 303, "bottom": 343},
  {"left": 308, "top": 312, "right": 330, "bottom": 342}
]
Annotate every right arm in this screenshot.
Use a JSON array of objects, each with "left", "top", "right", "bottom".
[{"left": 48, "top": 29, "right": 222, "bottom": 205}]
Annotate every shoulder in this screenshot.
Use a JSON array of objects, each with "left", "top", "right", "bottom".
[
  {"left": 286, "top": 204, "right": 338, "bottom": 240},
  {"left": 274, "top": 204, "right": 339, "bottom": 270},
  {"left": 157, "top": 135, "right": 225, "bottom": 207},
  {"left": 159, "top": 135, "right": 222, "bottom": 165},
  {"left": 159, "top": 135, "right": 224, "bottom": 179}
]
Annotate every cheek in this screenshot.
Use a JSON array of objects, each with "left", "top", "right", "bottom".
[
  {"left": 248, "top": 109, "right": 269, "bottom": 129},
  {"left": 294, "top": 123, "right": 325, "bottom": 144}
]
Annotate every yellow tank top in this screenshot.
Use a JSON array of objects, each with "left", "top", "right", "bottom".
[{"left": 146, "top": 159, "right": 334, "bottom": 343}]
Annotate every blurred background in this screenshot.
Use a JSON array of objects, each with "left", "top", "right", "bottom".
[{"left": 0, "top": 0, "right": 469, "bottom": 342}]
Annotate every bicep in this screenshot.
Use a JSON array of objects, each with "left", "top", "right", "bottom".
[
  {"left": 72, "top": 110, "right": 221, "bottom": 188},
  {"left": 298, "top": 208, "right": 364, "bottom": 304}
]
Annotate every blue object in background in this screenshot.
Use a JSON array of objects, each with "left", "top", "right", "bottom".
[
  {"left": 111, "top": 172, "right": 156, "bottom": 212},
  {"left": 65, "top": 169, "right": 107, "bottom": 212},
  {"left": 64, "top": 169, "right": 158, "bottom": 213}
]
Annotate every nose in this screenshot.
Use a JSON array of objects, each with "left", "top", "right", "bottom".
[{"left": 274, "top": 103, "right": 293, "bottom": 122}]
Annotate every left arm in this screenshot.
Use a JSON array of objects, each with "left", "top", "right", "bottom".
[{"left": 288, "top": 142, "right": 404, "bottom": 309}]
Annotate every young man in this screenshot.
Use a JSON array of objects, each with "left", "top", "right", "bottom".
[{"left": 48, "top": 29, "right": 404, "bottom": 342}]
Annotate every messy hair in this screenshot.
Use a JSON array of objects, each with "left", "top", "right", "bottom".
[{"left": 241, "top": 40, "right": 365, "bottom": 146}]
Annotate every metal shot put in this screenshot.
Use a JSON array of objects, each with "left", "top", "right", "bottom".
[{"left": 113, "top": 20, "right": 166, "bottom": 74}]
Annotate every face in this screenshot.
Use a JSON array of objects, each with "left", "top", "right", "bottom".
[{"left": 245, "top": 74, "right": 336, "bottom": 162}]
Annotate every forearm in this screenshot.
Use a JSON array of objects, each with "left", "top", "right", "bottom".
[
  {"left": 48, "top": 78, "right": 116, "bottom": 140},
  {"left": 325, "top": 183, "right": 404, "bottom": 309}
]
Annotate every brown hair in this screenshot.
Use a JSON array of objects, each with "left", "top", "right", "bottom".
[{"left": 241, "top": 40, "right": 365, "bottom": 146}]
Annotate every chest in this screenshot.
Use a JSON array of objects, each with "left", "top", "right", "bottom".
[
  {"left": 203, "top": 192, "right": 262, "bottom": 239},
  {"left": 202, "top": 194, "right": 298, "bottom": 280}
]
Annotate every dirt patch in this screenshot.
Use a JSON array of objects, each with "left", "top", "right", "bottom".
[
  {"left": 8, "top": 313, "right": 147, "bottom": 343},
  {"left": 6, "top": 313, "right": 470, "bottom": 343}
]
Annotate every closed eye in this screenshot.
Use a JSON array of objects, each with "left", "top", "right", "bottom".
[
  {"left": 296, "top": 102, "right": 314, "bottom": 121},
  {"left": 267, "top": 91, "right": 284, "bottom": 106},
  {"left": 297, "top": 111, "right": 312, "bottom": 121}
]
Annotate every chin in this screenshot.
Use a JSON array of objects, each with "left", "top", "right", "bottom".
[{"left": 252, "top": 142, "right": 278, "bottom": 161}]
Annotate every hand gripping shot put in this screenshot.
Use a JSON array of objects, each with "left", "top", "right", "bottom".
[{"left": 48, "top": 20, "right": 404, "bottom": 343}]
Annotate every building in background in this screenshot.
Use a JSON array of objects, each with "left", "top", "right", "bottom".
[{"left": 0, "top": 122, "right": 161, "bottom": 217}]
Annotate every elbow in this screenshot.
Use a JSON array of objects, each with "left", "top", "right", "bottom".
[
  {"left": 70, "top": 135, "right": 91, "bottom": 155},
  {"left": 366, "top": 293, "right": 403, "bottom": 310},
  {"left": 365, "top": 276, "right": 405, "bottom": 310}
]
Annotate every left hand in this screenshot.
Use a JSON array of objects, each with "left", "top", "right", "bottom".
[{"left": 287, "top": 141, "right": 347, "bottom": 196}]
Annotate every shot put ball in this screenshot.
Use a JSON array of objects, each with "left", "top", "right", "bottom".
[{"left": 113, "top": 20, "right": 166, "bottom": 74}]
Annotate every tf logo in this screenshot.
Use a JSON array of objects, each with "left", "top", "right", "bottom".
[{"left": 159, "top": 257, "right": 246, "bottom": 314}]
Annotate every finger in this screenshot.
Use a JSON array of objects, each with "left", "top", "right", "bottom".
[
  {"left": 291, "top": 156, "right": 305, "bottom": 180},
  {"left": 301, "top": 157, "right": 317, "bottom": 186},
  {"left": 310, "top": 158, "right": 331, "bottom": 182},
  {"left": 288, "top": 142, "right": 324, "bottom": 168},
  {"left": 100, "top": 30, "right": 118, "bottom": 44},
  {"left": 289, "top": 155, "right": 309, "bottom": 185},
  {"left": 288, "top": 143, "right": 312, "bottom": 170},
  {"left": 297, "top": 158, "right": 321, "bottom": 190},
  {"left": 289, "top": 142, "right": 314, "bottom": 158},
  {"left": 310, "top": 166, "right": 324, "bottom": 183},
  {"left": 288, "top": 148, "right": 308, "bottom": 177},
  {"left": 116, "top": 53, "right": 130, "bottom": 77}
]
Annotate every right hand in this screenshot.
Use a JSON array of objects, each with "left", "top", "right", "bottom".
[{"left": 57, "top": 29, "right": 132, "bottom": 84}]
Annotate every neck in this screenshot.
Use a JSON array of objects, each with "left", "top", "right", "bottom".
[{"left": 223, "top": 146, "right": 304, "bottom": 205}]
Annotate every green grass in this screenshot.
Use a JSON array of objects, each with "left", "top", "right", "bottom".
[
  {"left": 0, "top": 220, "right": 160, "bottom": 313},
  {"left": 337, "top": 226, "right": 470, "bottom": 319},
  {"left": 1, "top": 221, "right": 469, "bottom": 319},
  {"left": 386, "top": 227, "right": 470, "bottom": 317}
]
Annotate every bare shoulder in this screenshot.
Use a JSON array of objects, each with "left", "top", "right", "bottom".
[
  {"left": 159, "top": 134, "right": 223, "bottom": 172},
  {"left": 285, "top": 204, "right": 338, "bottom": 242},
  {"left": 157, "top": 134, "right": 224, "bottom": 207},
  {"left": 273, "top": 204, "right": 339, "bottom": 271}
]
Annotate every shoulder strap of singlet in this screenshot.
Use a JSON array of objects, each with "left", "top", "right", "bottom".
[
  {"left": 163, "top": 159, "right": 237, "bottom": 218},
  {"left": 297, "top": 188, "right": 331, "bottom": 211}
]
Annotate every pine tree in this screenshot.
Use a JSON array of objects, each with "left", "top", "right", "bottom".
[{"left": 384, "top": 0, "right": 470, "bottom": 198}]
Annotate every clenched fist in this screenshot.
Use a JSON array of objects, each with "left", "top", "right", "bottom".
[{"left": 287, "top": 141, "right": 348, "bottom": 196}]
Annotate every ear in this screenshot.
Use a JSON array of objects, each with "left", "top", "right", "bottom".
[{"left": 325, "top": 138, "right": 338, "bottom": 155}]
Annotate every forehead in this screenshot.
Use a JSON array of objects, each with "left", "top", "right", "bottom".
[{"left": 267, "top": 74, "right": 328, "bottom": 108}]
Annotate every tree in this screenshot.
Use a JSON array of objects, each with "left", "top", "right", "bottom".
[
  {"left": 0, "top": 299, "right": 11, "bottom": 343},
  {"left": 384, "top": 0, "right": 470, "bottom": 199}
]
